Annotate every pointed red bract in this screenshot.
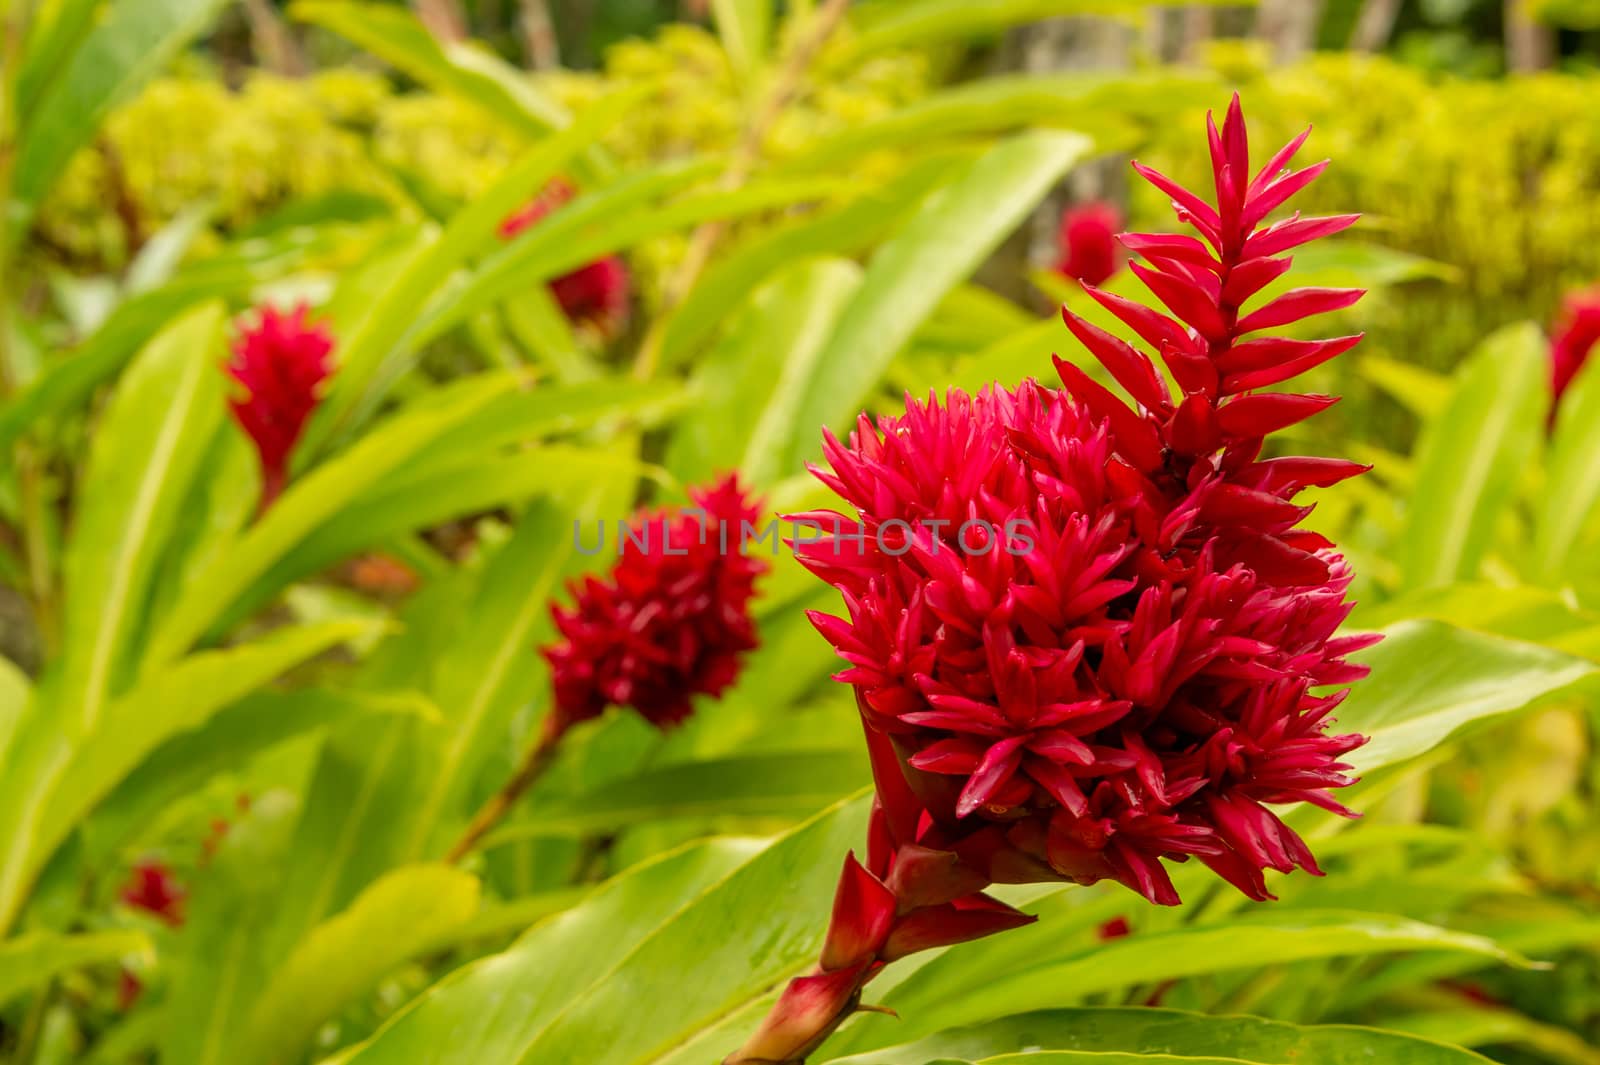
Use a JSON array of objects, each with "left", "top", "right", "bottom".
[
  {"left": 226, "top": 303, "right": 335, "bottom": 507},
  {"left": 542, "top": 475, "right": 767, "bottom": 736}
]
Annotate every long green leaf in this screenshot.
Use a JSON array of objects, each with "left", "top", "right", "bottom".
[
  {"left": 819, "top": 1007, "right": 1493, "bottom": 1065},
  {"left": 242, "top": 865, "right": 481, "bottom": 1065},
  {"left": 147, "top": 373, "right": 515, "bottom": 665},
  {"left": 709, "top": 0, "right": 771, "bottom": 80},
  {"left": 56, "top": 301, "right": 227, "bottom": 734},
  {"left": 779, "top": 131, "right": 1090, "bottom": 471},
  {"left": 337, "top": 836, "right": 774, "bottom": 1065},
  {"left": 1397, "top": 323, "right": 1545, "bottom": 590},
  {"left": 0, "top": 930, "right": 150, "bottom": 1008},
  {"left": 844, "top": 0, "right": 1240, "bottom": 56},
  {"left": 305, "top": 91, "right": 640, "bottom": 449},
  {"left": 486, "top": 750, "right": 870, "bottom": 843},
  {"left": 13, "top": 0, "right": 230, "bottom": 209},
  {"left": 826, "top": 910, "right": 1533, "bottom": 1055},
  {"left": 667, "top": 258, "right": 863, "bottom": 487},
  {"left": 1340, "top": 619, "right": 1596, "bottom": 772}
]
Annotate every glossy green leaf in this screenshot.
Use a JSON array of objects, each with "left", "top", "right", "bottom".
[
  {"left": 337, "top": 835, "right": 777, "bottom": 1065},
  {"left": 825, "top": 910, "right": 1531, "bottom": 1056},
  {"left": 486, "top": 750, "right": 870, "bottom": 843},
  {"left": 305, "top": 91, "right": 639, "bottom": 447},
  {"left": 147, "top": 373, "right": 515, "bottom": 664},
  {"left": 55, "top": 301, "right": 227, "bottom": 735},
  {"left": 1398, "top": 323, "right": 1546, "bottom": 590},
  {"left": 0, "top": 930, "right": 150, "bottom": 1008},
  {"left": 242, "top": 865, "right": 481, "bottom": 1065},
  {"left": 780, "top": 131, "right": 1091, "bottom": 471},
  {"left": 821, "top": 1008, "right": 1494, "bottom": 1064},
  {"left": 1340, "top": 619, "right": 1596, "bottom": 772}
]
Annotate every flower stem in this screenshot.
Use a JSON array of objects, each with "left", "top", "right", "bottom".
[{"left": 445, "top": 722, "right": 563, "bottom": 864}]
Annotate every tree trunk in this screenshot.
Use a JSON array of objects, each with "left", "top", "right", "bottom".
[
  {"left": 1505, "top": 0, "right": 1556, "bottom": 72},
  {"left": 1258, "top": 0, "right": 1324, "bottom": 64},
  {"left": 1348, "top": 0, "right": 1402, "bottom": 53}
]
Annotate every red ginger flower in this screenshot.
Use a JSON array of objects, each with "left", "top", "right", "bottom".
[
  {"left": 728, "top": 95, "right": 1376, "bottom": 1065},
  {"left": 226, "top": 303, "right": 334, "bottom": 507},
  {"left": 500, "top": 180, "right": 631, "bottom": 337},
  {"left": 1056, "top": 201, "right": 1123, "bottom": 287},
  {"left": 1551, "top": 285, "right": 1600, "bottom": 406},
  {"left": 542, "top": 474, "right": 768, "bottom": 738},
  {"left": 120, "top": 860, "right": 185, "bottom": 926}
]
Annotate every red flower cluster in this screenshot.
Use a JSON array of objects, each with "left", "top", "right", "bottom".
[
  {"left": 729, "top": 94, "right": 1375, "bottom": 1065},
  {"left": 542, "top": 475, "right": 768, "bottom": 737},
  {"left": 1551, "top": 285, "right": 1600, "bottom": 407},
  {"left": 500, "top": 180, "right": 631, "bottom": 337},
  {"left": 226, "top": 304, "right": 335, "bottom": 507},
  {"left": 120, "top": 860, "right": 185, "bottom": 926},
  {"left": 800, "top": 94, "right": 1373, "bottom": 906},
  {"left": 1056, "top": 201, "right": 1123, "bottom": 287}
]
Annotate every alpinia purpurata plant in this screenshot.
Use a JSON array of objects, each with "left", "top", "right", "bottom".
[
  {"left": 1551, "top": 285, "right": 1600, "bottom": 407},
  {"left": 225, "top": 303, "right": 336, "bottom": 508},
  {"left": 447, "top": 475, "right": 767, "bottom": 862},
  {"left": 728, "top": 95, "right": 1376, "bottom": 1065}
]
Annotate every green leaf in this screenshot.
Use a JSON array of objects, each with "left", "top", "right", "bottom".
[
  {"left": 1359, "top": 355, "right": 1452, "bottom": 422},
  {"left": 0, "top": 930, "right": 150, "bottom": 1008},
  {"left": 13, "top": 0, "right": 231, "bottom": 209},
  {"left": 305, "top": 91, "right": 640, "bottom": 448},
  {"left": 843, "top": 0, "right": 1238, "bottom": 56},
  {"left": 820, "top": 1007, "right": 1494, "bottom": 1065},
  {"left": 825, "top": 911, "right": 1532, "bottom": 1056},
  {"left": 401, "top": 495, "right": 603, "bottom": 860},
  {"left": 337, "top": 835, "right": 777, "bottom": 1065},
  {"left": 0, "top": 275, "right": 245, "bottom": 462},
  {"left": 779, "top": 131, "right": 1091, "bottom": 472},
  {"left": 148, "top": 373, "right": 515, "bottom": 665},
  {"left": 1340, "top": 620, "right": 1596, "bottom": 772},
  {"left": 1535, "top": 338, "right": 1600, "bottom": 581},
  {"left": 1387, "top": 1005, "right": 1600, "bottom": 1065},
  {"left": 288, "top": 1, "right": 569, "bottom": 138},
  {"left": 1397, "top": 323, "right": 1545, "bottom": 591},
  {"left": 242, "top": 865, "right": 481, "bottom": 1065},
  {"left": 659, "top": 156, "right": 955, "bottom": 368},
  {"left": 709, "top": 0, "right": 771, "bottom": 79},
  {"left": 55, "top": 301, "right": 227, "bottom": 735},
  {"left": 0, "top": 656, "right": 29, "bottom": 770},
  {"left": 667, "top": 258, "right": 863, "bottom": 487},
  {"left": 487, "top": 750, "right": 870, "bottom": 843},
  {"left": 88, "top": 689, "right": 436, "bottom": 857}
]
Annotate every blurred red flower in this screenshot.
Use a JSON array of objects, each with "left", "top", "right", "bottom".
[
  {"left": 226, "top": 303, "right": 335, "bottom": 508},
  {"left": 120, "top": 860, "right": 185, "bottom": 926},
  {"left": 542, "top": 474, "right": 768, "bottom": 737},
  {"left": 1551, "top": 285, "right": 1600, "bottom": 407},
  {"left": 500, "top": 180, "right": 631, "bottom": 337},
  {"left": 1056, "top": 201, "right": 1124, "bottom": 286}
]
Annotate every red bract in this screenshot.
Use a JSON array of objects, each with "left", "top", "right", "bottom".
[
  {"left": 226, "top": 304, "right": 335, "bottom": 507},
  {"left": 500, "top": 180, "right": 631, "bottom": 337},
  {"left": 120, "top": 861, "right": 185, "bottom": 926},
  {"left": 1551, "top": 285, "right": 1600, "bottom": 406},
  {"left": 542, "top": 475, "right": 768, "bottom": 737},
  {"left": 1056, "top": 201, "right": 1123, "bottom": 286},
  {"left": 796, "top": 94, "right": 1373, "bottom": 909},
  {"left": 729, "top": 95, "right": 1375, "bottom": 1065}
]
